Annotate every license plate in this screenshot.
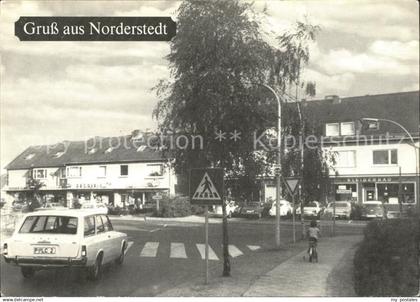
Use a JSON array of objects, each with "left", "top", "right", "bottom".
[
  {"left": 246, "top": 210, "right": 253, "bottom": 213},
  {"left": 34, "top": 247, "right": 56, "bottom": 255}
]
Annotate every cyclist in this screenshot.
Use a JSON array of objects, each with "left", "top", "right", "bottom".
[{"left": 307, "top": 220, "right": 321, "bottom": 255}]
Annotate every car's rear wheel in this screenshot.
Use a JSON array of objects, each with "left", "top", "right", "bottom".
[
  {"left": 21, "top": 267, "right": 35, "bottom": 279},
  {"left": 116, "top": 242, "right": 126, "bottom": 265},
  {"left": 87, "top": 254, "right": 103, "bottom": 281}
]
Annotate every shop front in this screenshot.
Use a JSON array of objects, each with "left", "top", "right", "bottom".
[{"left": 332, "top": 176, "right": 417, "bottom": 205}]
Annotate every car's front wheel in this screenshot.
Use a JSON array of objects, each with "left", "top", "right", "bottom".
[
  {"left": 21, "top": 267, "right": 35, "bottom": 279},
  {"left": 87, "top": 254, "right": 103, "bottom": 281}
]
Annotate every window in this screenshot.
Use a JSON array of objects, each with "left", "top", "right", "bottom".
[
  {"left": 101, "top": 215, "right": 113, "bottom": 231},
  {"left": 148, "top": 164, "right": 163, "bottom": 176},
  {"left": 340, "top": 122, "right": 355, "bottom": 136},
  {"left": 84, "top": 216, "right": 96, "bottom": 236},
  {"left": 95, "top": 215, "right": 105, "bottom": 233},
  {"left": 88, "top": 148, "right": 97, "bottom": 155},
  {"left": 53, "top": 151, "right": 64, "bottom": 158},
  {"left": 137, "top": 145, "right": 147, "bottom": 152},
  {"left": 67, "top": 166, "right": 82, "bottom": 177},
  {"left": 19, "top": 216, "right": 78, "bottom": 234},
  {"left": 326, "top": 123, "right": 339, "bottom": 136},
  {"left": 105, "top": 147, "right": 115, "bottom": 153},
  {"left": 120, "top": 165, "right": 128, "bottom": 176},
  {"left": 25, "top": 153, "right": 35, "bottom": 160},
  {"left": 373, "top": 149, "right": 398, "bottom": 165},
  {"left": 98, "top": 166, "right": 107, "bottom": 177},
  {"left": 336, "top": 151, "right": 356, "bottom": 167},
  {"left": 33, "top": 169, "right": 47, "bottom": 179}
]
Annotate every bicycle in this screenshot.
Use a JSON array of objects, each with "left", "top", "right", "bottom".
[{"left": 308, "top": 238, "right": 318, "bottom": 263}]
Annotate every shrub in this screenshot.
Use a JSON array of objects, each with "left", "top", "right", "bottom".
[
  {"left": 191, "top": 204, "right": 205, "bottom": 215},
  {"left": 350, "top": 203, "right": 363, "bottom": 220},
  {"left": 353, "top": 218, "right": 420, "bottom": 296},
  {"left": 154, "top": 196, "right": 192, "bottom": 217}
]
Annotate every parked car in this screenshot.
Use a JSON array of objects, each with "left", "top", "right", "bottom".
[
  {"left": 2, "top": 209, "right": 128, "bottom": 280},
  {"left": 383, "top": 203, "right": 402, "bottom": 219},
  {"left": 361, "top": 201, "right": 385, "bottom": 219},
  {"left": 297, "top": 201, "right": 324, "bottom": 218},
  {"left": 269, "top": 199, "right": 293, "bottom": 217},
  {"left": 239, "top": 201, "right": 265, "bottom": 219},
  {"left": 81, "top": 202, "right": 108, "bottom": 215},
  {"left": 323, "top": 201, "right": 352, "bottom": 219},
  {"left": 12, "top": 202, "right": 29, "bottom": 212},
  {"left": 213, "top": 200, "right": 238, "bottom": 218},
  {"left": 35, "top": 202, "right": 67, "bottom": 211}
]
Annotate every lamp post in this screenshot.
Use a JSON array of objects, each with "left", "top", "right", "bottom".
[
  {"left": 360, "top": 118, "right": 420, "bottom": 212},
  {"left": 260, "top": 84, "right": 282, "bottom": 249}
]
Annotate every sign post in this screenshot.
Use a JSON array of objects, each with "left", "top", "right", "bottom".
[
  {"left": 190, "top": 168, "right": 224, "bottom": 284},
  {"left": 152, "top": 193, "right": 163, "bottom": 212},
  {"left": 282, "top": 177, "right": 300, "bottom": 244}
]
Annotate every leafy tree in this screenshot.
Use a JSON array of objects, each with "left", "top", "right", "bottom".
[
  {"left": 26, "top": 177, "right": 45, "bottom": 211},
  {"left": 154, "top": 0, "right": 276, "bottom": 192}
]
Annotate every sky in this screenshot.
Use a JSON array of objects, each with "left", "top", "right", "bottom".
[{"left": 0, "top": 0, "right": 419, "bottom": 171}]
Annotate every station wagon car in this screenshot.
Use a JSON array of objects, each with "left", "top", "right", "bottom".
[{"left": 2, "top": 210, "right": 128, "bottom": 281}]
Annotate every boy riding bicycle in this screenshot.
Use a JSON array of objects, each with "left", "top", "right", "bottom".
[{"left": 307, "top": 220, "right": 321, "bottom": 255}]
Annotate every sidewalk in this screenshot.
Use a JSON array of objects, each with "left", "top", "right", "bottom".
[
  {"left": 159, "top": 235, "right": 362, "bottom": 297},
  {"left": 110, "top": 214, "right": 367, "bottom": 227}
]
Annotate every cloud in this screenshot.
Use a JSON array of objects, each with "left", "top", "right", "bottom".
[
  {"left": 369, "top": 40, "right": 419, "bottom": 61},
  {"left": 260, "top": 0, "right": 419, "bottom": 41},
  {"left": 303, "top": 69, "right": 356, "bottom": 97}
]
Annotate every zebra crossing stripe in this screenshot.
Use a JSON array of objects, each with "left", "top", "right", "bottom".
[
  {"left": 170, "top": 243, "right": 187, "bottom": 258},
  {"left": 140, "top": 242, "right": 159, "bottom": 257},
  {"left": 228, "top": 245, "right": 243, "bottom": 258},
  {"left": 196, "top": 244, "right": 219, "bottom": 260},
  {"left": 124, "top": 241, "right": 134, "bottom": 255},
  {"left": 247, "top": 245, "right": 261, "bottom": 251}
]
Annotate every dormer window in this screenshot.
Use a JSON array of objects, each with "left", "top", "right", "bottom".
[
  {"left": 53, "top": 151, "right": 64, "bottom": 158},
  {"left": 88, "top": 148, "right": 97, "bottom": 155},
  {"left": 137, "top": 145, "right": 147, "bottom": 152},
  {"left": 325, "top": 122, "right": 355, "bottom": 136},
  {"left": 25, "top": 153, "right": 35, "bottom": 160}
]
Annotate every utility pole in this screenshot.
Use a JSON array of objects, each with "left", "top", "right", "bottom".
[
  {"left": 296, "top": 101, "right": 305, "bottom": 239},
  {"left": 261, "top": 84, "right": 282, "bottom": 249}
]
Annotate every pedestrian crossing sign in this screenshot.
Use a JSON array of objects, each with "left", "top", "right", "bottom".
[{"left": 190, "top": 168, "right": 224, "bottom": 205}]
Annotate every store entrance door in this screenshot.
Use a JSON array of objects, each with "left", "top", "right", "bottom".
[{"left": 364, "top": 185, "right": 376, "bottom": 202}]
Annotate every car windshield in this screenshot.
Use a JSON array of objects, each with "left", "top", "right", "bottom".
[
  {"left": 330, "top": 203, "right": 349, "bottom": 208},
  {"left": 248, "top": 202, "right": 260, "bottom": 207},
  {"left": 19, "top": 215, "right": 78, "bottom": 234},
  {"left": 364, "top": 204, "right": 382, "bottom": 209},
  {"left": 307, "top": 202, "right": 318, "bottom": 207}
]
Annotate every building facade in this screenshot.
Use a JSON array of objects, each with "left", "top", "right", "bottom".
[
  {"left": 260, "top": 91, "right": 419, "bottom": 208},
  {"left": 4, "top": 132, "right": 178, "bottom": 208},
  {"left": 308, "top": 91, "right": 419, "bottom": 206}
]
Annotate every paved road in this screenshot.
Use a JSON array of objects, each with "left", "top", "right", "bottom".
[{"left": 0, "top": 218, "right": 364, "bottom": 297}]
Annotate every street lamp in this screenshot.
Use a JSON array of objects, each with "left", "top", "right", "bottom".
[
  {"left": 260, "top": 84, "right": 282, "bottom": 249},
  {"left": 360, "top": 118, "right": 420, "bottom": 212}
]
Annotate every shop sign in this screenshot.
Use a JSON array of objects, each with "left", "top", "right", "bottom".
[
  {"left": 336, "top": 189, "right": 352, "bottom": 194},
  {"left": 341, "top": 177, "right": 393, "bottom": 183},
  {"left": 72, "top": 183, "right": 111, "bottom": 189}
]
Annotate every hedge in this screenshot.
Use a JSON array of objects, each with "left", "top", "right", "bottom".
[
  {"left": 353, "top": 218, "right": 420, "bottom": 296},
  {"left": 154, "top": 196, "right": 192, "bottom": 217}
]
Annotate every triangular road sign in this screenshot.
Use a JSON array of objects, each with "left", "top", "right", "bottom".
[
  {"left": 282, "top": 177, "right": 300, "bottom": 195},
  {"left": 192, "top": 172, "right": 221, "bottom": 200}
]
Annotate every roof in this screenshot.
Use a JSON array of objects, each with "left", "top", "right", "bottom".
[
  {"left": 300, "top": 91, "right": 419, "bottom": 137},
  {"left": 25, "top": 209, "right": 107, "bottom": 217},
  {"left": 6, "top": 134, "right": 167, "bottom": 170}
]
